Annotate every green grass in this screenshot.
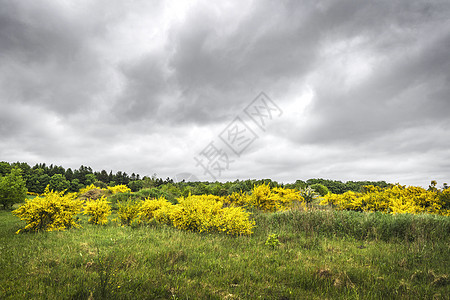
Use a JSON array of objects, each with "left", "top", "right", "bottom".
[{"left": 1, "top": 208, "right": 449, "bottom": 299}]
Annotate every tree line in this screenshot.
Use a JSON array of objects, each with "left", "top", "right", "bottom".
[
  {"left": 0, "top": 161, "right": 149, "bottom": 194},
  {"left": 0, "top": 161, "right": 391, "bottom": 208}
]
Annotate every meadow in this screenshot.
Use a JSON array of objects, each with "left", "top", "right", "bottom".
[{"left": 1, "top": 201, "right": 449, "bottom": 299}]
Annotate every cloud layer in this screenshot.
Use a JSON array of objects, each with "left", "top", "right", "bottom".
[{"left": 1, "top": 0, "right": 449, "bottom": 187}]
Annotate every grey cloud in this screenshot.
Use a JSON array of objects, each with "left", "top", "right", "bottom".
[
  {"left": 293, "top": 1, "right": 450, "bottom": 145},
  {"left": 0, "top": 1, "right": 112, "bottom": 116},
  {"left": 0, "top": 0, "right": 448, "bottom": 186},
  {"left": 113, "top": 55, "right": 169, "bottom": 122}
]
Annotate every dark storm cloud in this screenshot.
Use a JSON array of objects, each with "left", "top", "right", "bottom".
[
  {"left": 144, "top": 1, "right": 322, "bottom": 124},
  {"left": 280, "top": 0, "right": 450, "bottom": 146},
  {"left": 0, "top": 1, "right": 109, "bottom": 116},
  {"left": 0, "top": 0, "right": 448, "bottom": 185}
]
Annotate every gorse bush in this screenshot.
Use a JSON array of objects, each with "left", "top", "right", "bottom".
[
  {"left": 13, "top": 186, "right": 83, "bottom": 233},
  {"left": 107, "top": 184, "right": 131, "bottom": 195},
  {"left": 170, "top": 195, "right": 224, "bottom": 233},
  {"left": 139, "top": 196, "right": 173, "bottom": 224},
  {"left": 116, "top": 199, "right": 141, "bottom": 226},
  {"left": 83, "top": 196, "right": 111, "bottom": 225},
  {"left": 169, "top": 194, "right": 255, "bottom": 235},
  {"left": 214, "top": 205, "right": 255, "bottom": 235},
  {"left": 223, "top": 191, "right": 249, "bottom": 207},
  {"left": 244, "top": 184, "right": 303, "bottom": 212},
  {"left": 321, "top": 184, "right": 450, "bottom": 216},
  {"left": 248, "top": 184, "right": 279, "bottom": 212},
  {"left": 112, "top": 194, "right": 256, "bottom": 235}
]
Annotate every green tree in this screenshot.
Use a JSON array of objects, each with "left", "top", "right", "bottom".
[
  {"left": 38, "top": 174, "right": 51, "bottom": 194},
  {"left": 309, "top": 183, "right": 329, "bottom": 196},
  {"left": 0, "top": 168, "right": 27, "bottom": 209},
  {"left": 85, "top": 174, "right": 97, "bottom": 185},
  {"left": 49, "top": 174, "right": 70, "bottom": 192},
  {"left": 70, "top": 179, "right": 84, "bottom": 192},
  {"left": 128, "top": 180, "right": 143, "bottom": 192},
  {"left": 0, "top": 161, "right": 12, "bottom": 176}
]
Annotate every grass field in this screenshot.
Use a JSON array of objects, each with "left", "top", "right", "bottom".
[{"left": 1, "top": 206, "right": 449, "bottom": 299}]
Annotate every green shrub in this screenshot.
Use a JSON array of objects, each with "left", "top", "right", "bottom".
[
  {"left": 0, "top": 168, "right": 27, "bottom": 209},
  {"left": 135, "top": 188, "right": 166, "bottom": 200},
  {"left": 107, "top": 192, "right": 137, "bottom": 205},
  {"left": 309, "top": 183, "right": 329, "bottom": 196},
  {"left": 12, "top": 187, "right": 83, "bottom": 233}
]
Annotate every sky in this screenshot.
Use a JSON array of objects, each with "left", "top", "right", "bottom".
[{"left": 1, "top": 0, "right": 449, "bottom": 187}]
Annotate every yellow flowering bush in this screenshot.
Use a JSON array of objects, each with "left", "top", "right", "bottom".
[
  {"left": 169, "top": 194, "right": 255, "bottom": 235},
  {"left": 214, "top": 205, "right": 255, "bottom": 235},
  {"left": 116, "top": 199, "right": 142, "bottom": 226},
  {"left": 13, "top": 186, "right": 84, "bottom": 233},
  {"left": 321, "top": 184, "right": 450, "bottom": 216},
  {"left": 248, "top": 184, "right": 278, "bottom": 212},
  {"left": 139, "top": 196, "right": 173, "bottom": 224},
  {"left": 273, "top": 186, "right": 304, "bottom": 208},
  {"left": 439, "top": 188, "right": 450, "bottom": 210},
  {"left": 107, "top": 184, "right": 131, "bottom": 195},
  {"left": 223, "top": 191, "right": 250, "bottom": 207},
  {"left": 83, "top": 196, "right": 111, "bottom": 225},
  {"left": 170, "top": 195, "right": 223, "bottom": 232},
  {"left": 248, "top": 184, "right": 302, "bottom": 212}
]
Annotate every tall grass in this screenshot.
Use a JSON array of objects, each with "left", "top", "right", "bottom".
[
  {"left": 1, "top": 208, "right": 449, "bottom": 299},
  {"left": 255, "top": 208, "right": 450, "bottom": 242}
]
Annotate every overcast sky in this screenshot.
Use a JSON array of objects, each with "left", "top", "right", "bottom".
[{"left": 1, "top": 0, "right": 449, "bottom": 187}]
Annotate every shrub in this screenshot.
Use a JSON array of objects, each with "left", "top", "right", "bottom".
[
  {"left": 247, "top": 184, "right": 302, "bottom": 212},
  {"left": 0, "top": 168, "right": 27, "bottom": 209},
  {"left": 139, "top": 196, "right": 173, "bottom": 224},
  {"left": 213, "top": 205, "right": 255, "bottom": 235},
  {"left": 93, "top": 181, "right": 108, "bottom": 189},
  {"left": 107, "top": 192, "right": 137, "bottom": 205},
  {"left": 108, "top": 184, "right": 131, "bottom": 195},
  {"left": 13, "top": 187, "right": 83, "bottom": 233},
  {"left": 439, "top": 188, "right": 450, "bottom": 210},
  {"left": 78, "top": 184, "right": 102, "bottom": 195},
  {"left": 301, "top": 187, "right": 319, "bottom": 205},
  {"left": 248, "top": 184, "right": 278, "bottom": 212},
  {"left": 169, "top": 195, "right": 255, "bottom": 235},
  {"left": 170, "top": 195, "right": 223, "bottom": 232},
  {"left": 83, "top": 196, "right": 111, "bottom": 225},
  {"left": 321, "top": 184, "right": 450, "bottom": 216},
  {"left": 272, "top": 186, "right": 303, "bottom": 208},
  {"left": 78, "top": 188, "right": 107, "bottom": 201},
  {"left": 309, "top": 183, "right": 329, "bottom": 197},
  {"left": 116, "top": 199, "right": 142, "bottom": 226},
  {"left": 136, "top": 188, "right": 166, "bottom": 200},
  {"left": 223, "top": 191, "right": 250, "bottom": 207}
]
